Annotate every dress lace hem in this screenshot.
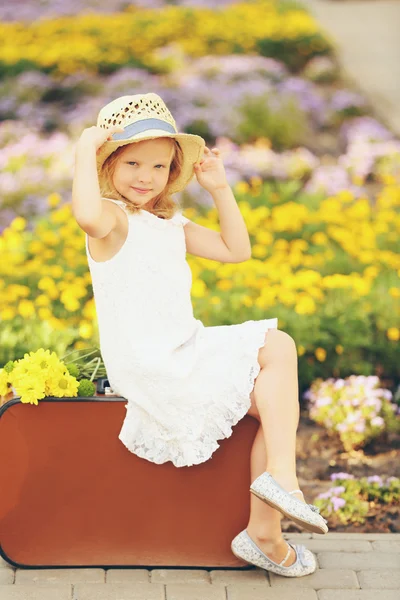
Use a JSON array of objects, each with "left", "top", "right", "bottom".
[{"left": 118, "top": 318, "right": 278, "bottom": 467}]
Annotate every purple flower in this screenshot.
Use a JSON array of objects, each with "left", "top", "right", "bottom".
[
  {"left": 339, "top": 116, "right": 393, "bottom": 146},
  {"left": 330, "top": 472, "right": 354, "bottom": 481},
  {"left": 304, "top": 164, "right": 364, "bottom": 197},
  {"left": 330, "top": 90, "right": 366, "bottom": 112},
  {"left": 367, "top": 475, "right": 383, "bottom": 485},
  {"left": 331, "top": 496, "right": 346, "bottom": 511},
  {"left": 386, "top": 477, "right": 400, "bottom": 484},
  {"left": 317, "top": 491, "right": 332, "bottom": 499}
]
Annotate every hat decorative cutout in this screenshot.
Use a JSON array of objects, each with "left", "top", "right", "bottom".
[{"left": 96, "top": 93, "right": 206, "bottom": 196}]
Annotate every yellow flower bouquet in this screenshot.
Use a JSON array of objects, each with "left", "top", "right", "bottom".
[{"left": 0, "top": 347, "right": 103, "bottom": 406}]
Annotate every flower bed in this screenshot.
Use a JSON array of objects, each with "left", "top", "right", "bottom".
[
  {"left": 0, "top": 0, "right": 333, "bottom": 77},
  {"left": 285, "top": 413, "right": 400, "bottom": 533}
]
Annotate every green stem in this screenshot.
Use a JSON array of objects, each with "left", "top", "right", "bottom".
[
  {"left": 61, "top": 348, "right": 99, "bottom": 364},
  {"left": 89, "top": 357, "right": 101, "bottom": 382}
]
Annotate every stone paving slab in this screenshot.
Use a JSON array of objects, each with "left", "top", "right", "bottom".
[
  {"left": 14, "top": 568, "right": 105, "bottom": 585},
  {"left": 164, "top": 583, "right": 226, "bottom": 600},
  {"left": 269, "top": 569, "right": 359, "bottom": 589},
  {"left": 0, "top": 585, "right": 73, "bottom": 599},
  {"left": 0, "top": 569, "right": 15, "bottom": 584},
  {"left": 298, "top": 540, "right": 373, "bottom": 552},
  {"left": 371, "top": 541, "right": 400, "bottom": 552},
  {"left": 73, "top": 582, "right": 165, "bottom": 600},
  {"left": 357, "top": 569, "right": 400, "bottom": 589},
  {"left": 105, "top": 569, "right": 150, "bottom": 583},
  {"left": 210, "top": 568, "right": 268, "bottom": 584},
  {"left": 318, "top": 591, "right": 400, "bottom": 600},
  {"left": 227, "top": 587, "right": 318, "bottom": 599},
  {"left": 150, "top": 569, "right": 210, "bottom": 583},
  {"left": 317, "top": 551, "right": 400, "bottom": 569},
  {"left": 306, "top": 533, "right": 400, "bottom": 540}
]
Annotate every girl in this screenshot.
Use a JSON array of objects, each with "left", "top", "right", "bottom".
[{"left": 72, "top": 92, "right": 327, "bottom": 578}]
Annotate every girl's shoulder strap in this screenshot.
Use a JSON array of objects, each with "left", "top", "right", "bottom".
[
  {"left": 102, "top": 197, "right": 125, "bottom": 206},
  {"left": 102, "top": 197, "right": 129, "bottom": 214}
]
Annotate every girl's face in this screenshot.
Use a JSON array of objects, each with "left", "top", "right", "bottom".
[{"left": 112, "top": 138, "right": 174, "bottom": 208}]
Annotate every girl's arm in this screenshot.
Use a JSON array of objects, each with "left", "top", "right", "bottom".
[
  {"left": 72, "top": 143, "right": 103, "bottom": 229},
  {"left": 71, "top": 125, "right": 123, "bottom": 238}
]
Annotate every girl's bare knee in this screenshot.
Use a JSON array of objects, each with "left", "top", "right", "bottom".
[
  {"left": 246, "top": 329, "right": 297, "bottom": 420},
  {"left": 257, "top": 329, "right": 297, "bottom": 370}
]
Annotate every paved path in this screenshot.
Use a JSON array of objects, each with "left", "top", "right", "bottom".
[
  {"left": 1, "top": 532, "right": 399, "bottom": 599},
  {"left": 302, "top": 0, "right": 400, "bottom": 136}
]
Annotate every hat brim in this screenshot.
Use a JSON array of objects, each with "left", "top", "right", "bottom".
[{"left": 96, "top": 130, "right": 206, "bottom": 195}]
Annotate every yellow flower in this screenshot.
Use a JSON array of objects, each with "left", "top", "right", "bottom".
[
  {"left": 18, "top": 299, "right": 35, "bottom": 318},
  {"left": 389, "top": 287, "right": 400, "bottom": 298},
  {"left": 41, "top": 230, "right": 59, "bottom": 246},
  {"left": 191, "top": 279, "right": 207, "bottom": 297},
  {"left": 35, "top": 294, "right": 51, "bottom": 306},
  {"left": 252, "top": 244, "right": 267, "bottom": 258},
  {"left": 315, "top": 347, "right": 327, "bottom": 362},
  {"left": 256, "top": 230, "right": 273, "bottom": 245},
  {"left": 298, "top": 345, "right": 306, "bottom": 357},
  {"left": 46, "top": 371, "right": 79, "bottom": 398},
  {"left": 295, "top": 295, "right": 316, "bottom": 315},
  {"left": 311, "top": 232, "right": 328, "bottom": 246},
  {"left": 10, "top": 362, "right": 47, "bottom": 405},
  {"left": 241, "top": 295, "right": 253, "bottom": 307},
  {"left": 38, "top": 308, "right": 53, "bottom": 320},
  {"left": 363, "top": 266, "right": 379, "bottom": 279},
  {"left": 335, "top": 345, "right": 344, "bottom": 354},
  {"left": 74, "top": 340, "right": 88, "bottom": 350},
  {"left": 387, "top": 328, "right": 400, "bottom": 341},
  {"left": 235, "top": 181, "right": 250, "bottom": 194},
  {"left": 210, "top": 296, "right": 221, "bottom": 305},
  {"left": 337, "top": 190, "right": 354, "bottom": 203},
  {"left": 217, "top": 279, "right": 233, "bottom": 291},
  {"left": 249, "top": 176, "right": 263, "bottom": 187},
  {"left": 48, "top": 192, "right": 62, "bottom": 208},
  {"left": 9, "top": 217, "right": 27, "bottom": 232},
  {"left": 1, "top": 307, "right": 16, "bottom": 320},
  {"left": 17, "top": 382, "right": 46, "bottom": 405},
  {"left": 79, "top": 321, "right": 93, "bottom": 339},
  {"left": 278, "top": 289, "right": 296, "bottom": 305},
  {"left": 0, "top": 369, "right": 11, "bottom": 397}
]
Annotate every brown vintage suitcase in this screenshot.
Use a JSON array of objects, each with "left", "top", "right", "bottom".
[{"left": 0, "top": 394, "right": 259, "bottom": 569}]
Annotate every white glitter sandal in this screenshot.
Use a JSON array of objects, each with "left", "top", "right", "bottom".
[
  {"left": 250, "top": 471, "right": 329, "bottom": 534},
  {"left": 231, "top": 529, "right": 317, "bottom": 577}
]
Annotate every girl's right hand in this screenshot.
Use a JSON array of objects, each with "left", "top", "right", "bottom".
[{"left": 76, "top": 125, "right": 125, "bottom": 154}]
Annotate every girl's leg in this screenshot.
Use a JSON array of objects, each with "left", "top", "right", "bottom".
[
  {"left": 252, "top": 328, "right": 302, "bottom": 492},
  {"left": 245, "top": 420, "right": 297, "bottom": 566},
  {"left": 244, "top": 328, "right": 305, "bottom": 564}
]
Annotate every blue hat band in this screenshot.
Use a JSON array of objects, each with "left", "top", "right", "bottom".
[{"left": 111, "top": 118, "right": 177, "bottom": 141}]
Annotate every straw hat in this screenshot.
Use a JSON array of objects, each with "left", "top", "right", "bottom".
[{"left": 96, "top": 93, "right": 206, "bottom": 196}]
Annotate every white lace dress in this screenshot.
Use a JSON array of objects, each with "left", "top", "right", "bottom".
[{"left": 85, "top": 198, "right": 278, "bottom": 467}]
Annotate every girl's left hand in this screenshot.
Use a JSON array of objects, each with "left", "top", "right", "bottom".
[{"left": 193, "top": 147, "right": 229, "bottom": 192}]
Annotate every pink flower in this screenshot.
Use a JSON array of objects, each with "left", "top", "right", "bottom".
[
  {"left": 370, "top": 416, "right": 384, "bottom": 428},
  {"left": 331, "top": 496, "right": 346, "bottom": 511}
]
